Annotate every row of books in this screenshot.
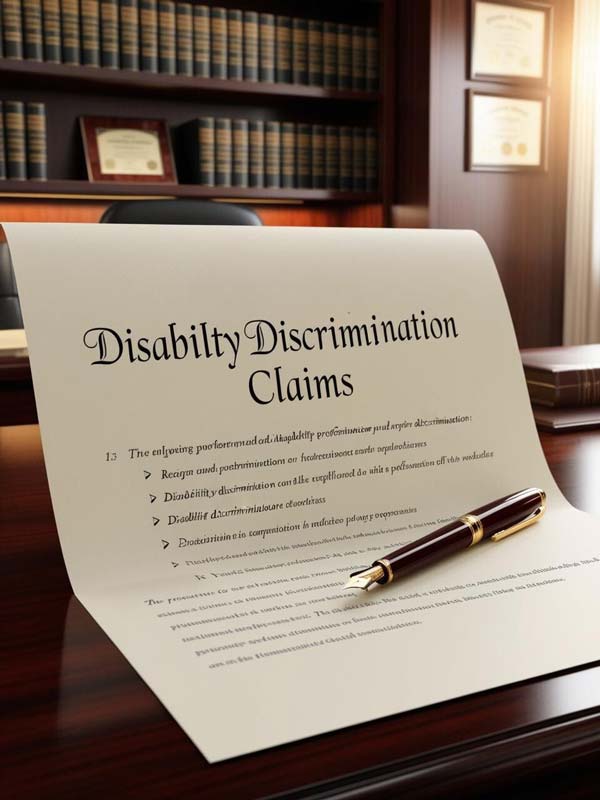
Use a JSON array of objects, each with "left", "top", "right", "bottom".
[
  {"left": 178, "top": 118, "right": 377, "bottom": 191},
  {"left": 0, "top": 99, "right": 47, "bottom": 179},
  {"left": 0, "top": 1, "right": 379, "bottom": 89}
]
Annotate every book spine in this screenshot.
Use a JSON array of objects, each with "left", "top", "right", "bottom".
[
  {"left": 3, "top": 0, "right": 24, "bottom": 58},
  {"left": 365, "top": 126, "right": 377, "bottom": 191},
  {"left": 351, "top": 25, "right": 366, "bottom": 91},
  {"left": 158, "top": 0, "right": 175, "bottom": 74},
  {"left": 242, "top": 10, "right": 258, "bottom": 81},
  {"left": 264, "top": 120, "right": 280, "bottom": 188},
  {"left": 215, "top": 117, "right": 231, "bottom": 186},
  {"left": 100, "top": 0, "right": 119, "bottom": 67},
  {"left": 0, "top": 2, "right": 3, "bottom": 58},
  {"left": 192, "top": 4, "right": 209, "bottom": 77},
  {"left": 275, "top": 15, "right": 291, "bottom": 83},
  {"left": 291, "top": 17, "right": 307, "bottom": 85},
  {"left": 258, "top": 13, "right": 274, "bottom": 82},
  {"left": 280, "top": 121, "right": 295, "bottom": 189},
  {"left": 352, "top": 127, "right": 366, "bottom": 191},
  {"left": 232, "top": 118, "right": 248, "bottom": 188},
  {"left": 323, "top": 21, "right": 337, "bottom": 89},
  {"left": 307, "top": 20, "right": 322, "bottom": 86},
  {"left": 5, "top": 101, "right": 27, "bottom": 180},
  {"left": 365, "top": 27, "right": 378, "bottom": 91},
  {"left": 61, "top": 0, "right": 80, "bottom": 63},
  {"left": 337, "top": 23, "right": 351, "bottom": 90},
  {"left": 26, "top": 101, "right": 47, "bottom": 179},
  {"left": 210, "top": 6, "right": 226, "bottom": 79},
  {"left": 23, "top": 0, "right": 43, "bottom": 60},
  {"left": 0, "top": 103, "right": 6, "bottom": 179},
  {"left": 296, "top": 122, "right": 311, "bottom": 189},
  {"left": 227, "top": 8, "right": 242, "bottom": 80},
  {"left": 42, "top": 0, "right": 61, "bottom": 62},
  {"left": 311, "top": 124, "right": 325, "bottom": 189},
  {"left": 248, "top": 119, "right": 263, "bottom": 188},
  {"left": 139, "top": 0, "right": 158, "bottom": 71},
  {"left": 197, "top": 116, "right": 214, "bottom": 185},
  {"left": 339, "top": 125, "right": 352, "bottom": 190},
  {"left": 120, "top": 0, "right": 139, "bottom": 70},
  {"left": 325, "top": 125, "right": 339, "bottom": 190},
  {"left": 81, "top": 0, "right": 101, "bottom": 66},
  {"left": 175, "top": 1, "right": 192, "bottom": 75}
]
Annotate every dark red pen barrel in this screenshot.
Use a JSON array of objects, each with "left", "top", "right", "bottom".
[
  {"left": 376, "top": 520, "right": 472, "bottom": 580},
  {"left": 473, "top": 488, "right": 543, "bottom": 540}
]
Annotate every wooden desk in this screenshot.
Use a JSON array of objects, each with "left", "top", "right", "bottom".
[{"left": 2, "top": 425, "right": 600, "bottom": 800}]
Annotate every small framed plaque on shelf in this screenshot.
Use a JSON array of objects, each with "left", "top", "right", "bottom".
[
  {"left": 470, "top": 0, "right": 552, "bottom": 85},
  {"left": 80, "top": 117, "right": 177, "bottom": 183}
]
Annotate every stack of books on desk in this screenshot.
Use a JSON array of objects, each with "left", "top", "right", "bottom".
[{"left": 521, "top": 345, "right": 600, "bottom": 431}]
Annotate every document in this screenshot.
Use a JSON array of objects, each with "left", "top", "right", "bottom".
[{"left": 6, "top": 223, "right": 600, "bottom": 762}]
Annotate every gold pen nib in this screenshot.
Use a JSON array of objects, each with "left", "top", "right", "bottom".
[{"left": 344, "top": 565, "right": 385, "bottom": 591}]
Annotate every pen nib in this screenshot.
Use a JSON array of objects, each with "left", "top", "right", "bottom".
[{"left": 344, "top": 565, "right": 385, "bottom": 591}]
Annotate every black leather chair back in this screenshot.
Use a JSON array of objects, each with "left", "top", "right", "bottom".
[
  {"left": 0, "top": 242, "right": 23, "bottom": 330},
  {"left": 99, "top": 199, "right": 262, "bottom": 225}
]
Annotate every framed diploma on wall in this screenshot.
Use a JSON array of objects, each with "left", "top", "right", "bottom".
[
  {"left": 470, "top": 0, "right": 552, "bottom": 85},
  {"left": 80, "top": 117, "right": 177, "bottom": 184},
  {"left": 466, "top": 90, "right": 548, "bottom": 171}
]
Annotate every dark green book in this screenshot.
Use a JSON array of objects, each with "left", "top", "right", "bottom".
[
  {"left": 175, "top": 2, "right": 192, "bottom": 75},
  {"left": 243, "top": 10, "right": 258, "bottom": 81},
  {"left": 192, "top": 4, "right": 209, "bottom": 77},
  {"left": 26, "top": 102, "right": 47, "bottom": 180},
  {"left": 258, "top": 13, "right": 274, "bottom": 82},
  {"left": 140, "top": 0, "right": 158, "bottom": 71},
  {"left": 296, "top": 122, "right": 311, "bottom": 189},
  {"left": 210, "top": 6, "right": 226, "bottom": 79},
  {"left": 227, "top": 8, "right": 242, "bottom": 80},
  {"left": 248, "top": 119, "right": 263, "bottom": 187},
  {"left": 232, "top": 118, "right": 248, "bottom": 187},
  {"left": 311, "top": 124, "right": 325, "bottom": 189},
  {"left": 325, "top": 125, "right": 339, "bottom": 190},
  {"left": 291, "top": 18, "right": 307, "bottom": 85},
  {"left": 352, "top": 126, "right": 366, "bottom": 191},
  {"left": 365, "top": 27, "right": 378, "bottom": 91},
  {"left": 61, "top": 0, "right": 80, "bottom": 63},
  {"left": 307, "top": 20, "right": 322, "bottom": 86},
  {"left": 275, "top": 15, "right": 291, "bottom": 83},
  {"left": 0, "top": 103, "right": 6, "bottom": 179},
  {"left": 120, "top": 0, "right": 139, "bottom": 70},
  {"left": 339, "top": 125, "right": 352, "bottom": 190},
  {"left": 280, "top": 121, "right": 295, "bottom": 188},
  {"left": 323, "top": 22, "right": 337, "bottom": 89},
  {"left": 179, "top": 117, "right": 214, "bottom": 184},
  {"left": 351, "top": 26, "right": 366, "bottom": 91},
  {"left": 337, "top": 24, "right": 351, "bottom": 90},
  {"left": 5, "top": 101, "right": 26, "bottom": 180},
  {"left": 215, "top": 117, "right": 231, "bottom": 186},
  {"left": 365, "top": 126, "right": 377, "bottom": 191},
  {"left": 42, "top": 0, "right": 61, "bottom": 62},
  {"left": 81, "top": 0, "right": 101, "bottom": 66},
  {"left": 264, "top": 120, "right": 280, "bottom": 188},
  {"left": 2, "top": 0, "right": 24, "bottom": 58},
  {"left": 100, "top": 0, "right": 119, "bottom": 68},
  {"left": 23, "top": 0, "right": 43, "bottom": 60},
  {"left": 158, "top": 0, "right": 175, "bottom": 73}
]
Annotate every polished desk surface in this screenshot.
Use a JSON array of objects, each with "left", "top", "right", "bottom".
[{"left": 2, "top": 424, "right": 600, "bottom": 800}]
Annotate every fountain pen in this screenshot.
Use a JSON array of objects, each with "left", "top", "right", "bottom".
[{"left": 344, "top": 487, "right": 546, "bottom": 591}]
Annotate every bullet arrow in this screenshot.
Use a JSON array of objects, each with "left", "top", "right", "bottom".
[
  {"left": 144, "top": 470, "right": 151, "bottom": 480},
  {"left": 153, "top": 517, "right": 160, "bottom": 526},
  {"left": 149, "top": 494, "right": 157, "bottom": 503},
  {"left": 171, "top": 562, "right": 179, "bottom": 568},
  {"left": 161, "top": 539, "right": 169, "bottom": 549}
]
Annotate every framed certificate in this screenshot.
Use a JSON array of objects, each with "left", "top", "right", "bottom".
[
  {"left": 470, "top": 0, "right": 552, "bottom": 85},
  {"left": 80, "top": 117, "right": 177, "bottom": 183},
  {"left": 467, "top": 90, "right": 548, "bottom": 171}
]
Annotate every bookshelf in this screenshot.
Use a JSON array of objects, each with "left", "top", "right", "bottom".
[{"left": 0, "top": 0, "right": 395, "bottom": 226}]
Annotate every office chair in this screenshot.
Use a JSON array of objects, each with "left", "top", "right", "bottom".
[
  {"left": 0, "top": 242, "right": 23, "bottom": 330},
  {"left": 99, "top": 199, "right": 262, "bottom": 226}
]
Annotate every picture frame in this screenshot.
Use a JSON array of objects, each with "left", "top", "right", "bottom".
[
  {"left": 80, "top": 116, "right": 178, "bottom": 183},
  {"left": 469, "top": 0, "right": 552, "bottom": 86},
  {"left": 466, "top": 89, "right": 548, "bottom": 172}
]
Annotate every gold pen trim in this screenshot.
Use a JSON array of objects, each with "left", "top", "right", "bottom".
[
  {"left": 460, "top": 513, "right": 484, "bottom": 546},
  {"left": 491, "top": 489, "right": 547, "bottom": 541}
]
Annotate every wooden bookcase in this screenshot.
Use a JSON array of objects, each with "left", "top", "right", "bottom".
[{"left": 0, "top": 0, "right": 396, "bottom": 227}]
